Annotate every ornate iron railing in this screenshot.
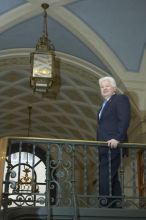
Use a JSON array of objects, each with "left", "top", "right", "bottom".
[{"left": 1, "top": 137, "right": 146, "bottom": 214}]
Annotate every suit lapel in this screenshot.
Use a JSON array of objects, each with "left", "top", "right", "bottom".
[{"left": 98, "top": 94, "right": 116, "bottom": 120}]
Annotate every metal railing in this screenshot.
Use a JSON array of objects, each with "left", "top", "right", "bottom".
[{"left": 1, "top": 137, "right": 146, "bottom": 217}]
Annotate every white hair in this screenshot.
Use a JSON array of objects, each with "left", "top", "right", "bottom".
[{"left": 99, "top": 76, "right": 117, "bottom": 88}]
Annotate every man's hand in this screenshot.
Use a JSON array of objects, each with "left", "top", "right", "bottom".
[{"left": 107, "top": 139, "right": 119, "bottom": 148}]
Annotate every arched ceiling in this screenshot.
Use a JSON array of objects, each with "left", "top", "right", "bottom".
[{"left": 0, "top": 0, "right": 146, "bottom": 140}]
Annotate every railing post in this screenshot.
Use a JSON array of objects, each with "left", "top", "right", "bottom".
[
  {"left": 131, "top": 148, "right": 137, "bottom": 196},
  {"left": 108, "top": 148, "right": 112, "bottom": 198},
  {"left": 96, "top": 146, "right": 100, "bottom": 204},
  {"left": 83, "top": 145, "right": 88, "bottom": 197},
  {"left": 120, "top": 147, "right": 125, "bottom": 208},
  {"left": 72, "top": 144, "right": 78, "bottom": 220},
  {"left": 46, "top": 143, "right": 51, "bottom": 220}
]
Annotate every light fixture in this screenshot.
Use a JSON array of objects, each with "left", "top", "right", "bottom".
[{"left": 30, "top": 3, "right": 55, "bottom": 93}]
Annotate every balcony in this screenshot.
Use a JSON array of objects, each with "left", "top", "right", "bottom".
[{"left": 0, "top": 137, "right": 146, "bottom": 220}]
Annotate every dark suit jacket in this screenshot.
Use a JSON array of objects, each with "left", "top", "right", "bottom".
[{"left": 97, "top": 94, "right": 131, "bottom": 154}]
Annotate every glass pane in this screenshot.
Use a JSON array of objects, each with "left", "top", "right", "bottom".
[{"left": 32, "top": 53, "right": 52, "bottom": 78}]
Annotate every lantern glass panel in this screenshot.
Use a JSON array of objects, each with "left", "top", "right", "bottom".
[{"left": 32, "top": 53, "right": 52, "bottom": 78}]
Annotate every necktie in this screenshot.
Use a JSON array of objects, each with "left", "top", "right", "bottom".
[{"left": 99, "top": 100, "right": 107, "bottom": 119}]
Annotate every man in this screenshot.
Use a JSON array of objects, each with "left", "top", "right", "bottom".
[{"left": 97, "top": 76, "right": 131, "bottom": 208}]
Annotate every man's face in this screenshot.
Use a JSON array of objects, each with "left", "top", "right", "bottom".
[{"left": 100, "top": 80, "right": 116, "bottom": 99}]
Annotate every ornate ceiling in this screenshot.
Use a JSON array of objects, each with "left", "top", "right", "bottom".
[
  {"left": 0, "top": 0, "right": 146, "bottom": 140},
  {"left": 0, "top": 53, "right": 101, "bottom": 139}
]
